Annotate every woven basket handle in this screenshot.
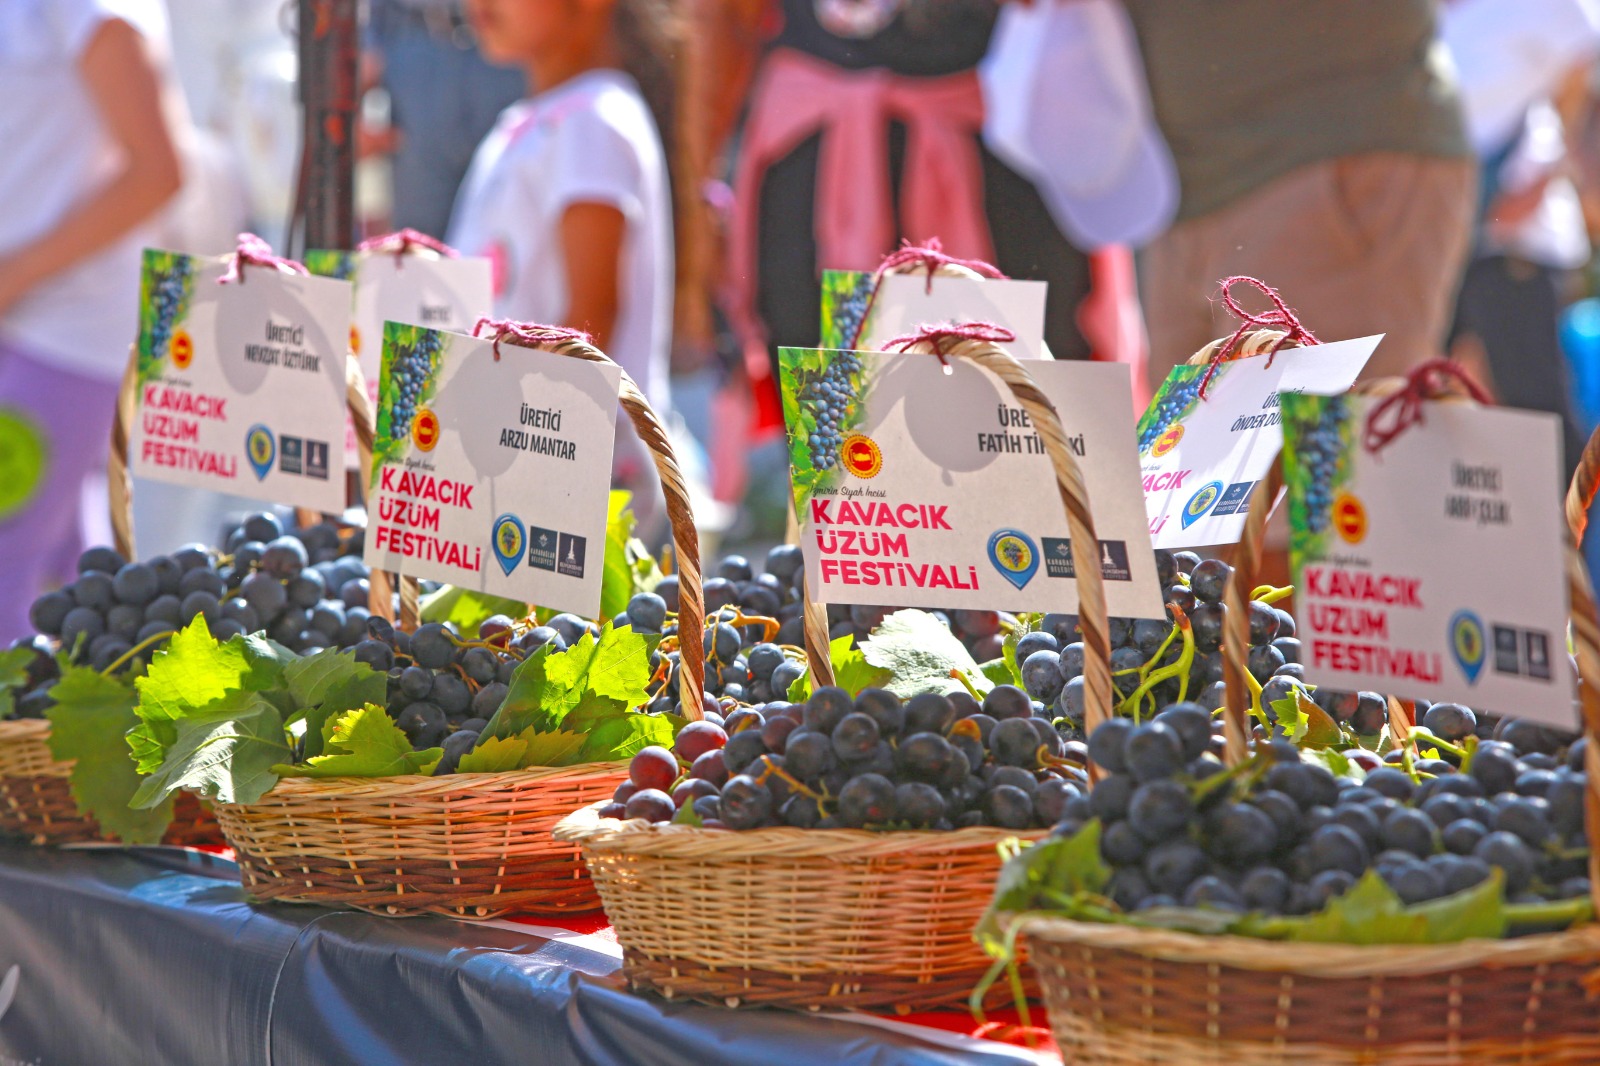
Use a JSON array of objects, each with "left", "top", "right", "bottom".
[
  {"left": 1566, "top": 422, "right": 1600, "bottom": 544},
  {"left": 486, "top": 330, "right": 707, "bottom": 721},
  {"left": 800, "top": 336, "right": 1115, "bottom": 735},
  {"left": 1563, "top": 536, "right": 1600, "bottom": 916},
  {"left": 109, "top": 346, "right": 140, "bottom": 561},
  {"left": 1185, "top": 328, "right": 1307, "bottom": 764}
]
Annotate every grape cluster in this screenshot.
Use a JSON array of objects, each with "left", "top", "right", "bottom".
[
  {"left": 828, "top": 272, "right": 875, "bottom": 349},
  {"left": 146, "top": 258, "right": 193, "bottom": 361},
  {"left": 1059, "top": 708, "right": 1589, "bottom": 917},
  {"left": 351, "top": 617, "right": 513, "bottom": 765},
  {"left": 388, "top": 330, "right": 443, "bottom": 440},
  {"left": 1290, "top": 395, "right": 1351, "bottom": 535},
  {"left": 615, "top": 545, "right": 810, "bottom": 708},
  {"left": 797, "top": 352, "right": 865, "bottom": 471},
  {"left": 1015, "top": 550, "right": 1324, "bottom": 743},
  {"left": 1137, "top": 374, "right": 1203, "bottom": 452},
  {"left": 602, "top": 683, "right": 1090, "bottom": 831},
  {"left": 13, "top": 512, "right": 374, "bottom": 719}
]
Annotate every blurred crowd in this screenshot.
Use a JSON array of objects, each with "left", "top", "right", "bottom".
[{"left": 6, "top": 0, "right": 1600, "bottom": 594}]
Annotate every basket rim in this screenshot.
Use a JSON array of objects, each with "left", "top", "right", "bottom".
[
  {"left": 1018, "top": 912, "right": 1600, "bottom": 978},
  {"left": 0, "top": 719, "right": 51, "bottom": 741},
  {"left": 214, "top": 759, "right": 628, "bottom": 808},
  {"left": 553, "top": 800, "right": 1044, "bottom": 858}
]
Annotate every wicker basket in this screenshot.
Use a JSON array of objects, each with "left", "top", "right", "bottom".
[
  {"left": 208, "top": 325, "right": 708, "bottom": 918},
  {"left": 559, "top": 802, "right": 1041, "bottom": 1010},
  {"left": 1018, "top": 358, "right": 1600, "bottom": 1065},
  {"left": 1022, "top": 918, "right": 1600, "bottom": 1066},
  {"left": 217, "top": 764, "right": 627, "bottom": 916},
  {"left": 558, "top": 332, "right": 1117, "bottom": 1010},
  {"left": 0, "top": 719, "right": 220, "bottom": 847}
]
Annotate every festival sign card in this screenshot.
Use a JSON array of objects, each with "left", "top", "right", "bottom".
[
  {"left": 779, "top": 347, "right": 1163, "bottom": 616},
  {"left": 305, "top": 248, "right": 493, "bottom": 468},
  {"left": 1136, "top": 336, "right": 1381, "bottom": 549},
  {"left": 820, "top": 270, "right": 1049, "bottom": 359},
  {"left": 1282, "top": 392, "right": 1573, "bottom": 728},
  {"left": 130, "top": 248, "right": 352, "bottom": 511},
  {"left": 364, "top": 324, "right": 621, "bottom": 615}
]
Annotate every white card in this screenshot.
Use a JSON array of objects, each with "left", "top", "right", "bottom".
[
  {"left": 1283, "top": 393, "right": 1574, "bottom": 729},
  {"left": 305, "top": 250, "right": 493, "bottom": 469},
  {"left": 1136, "top": 336, "right": 1380, "bottom": 548},
  {"left": 781, "top": 347, "right": 1164, "bottom": 616},
  {"left": 821, "top": 270, "right": 1049, "bottom": 360},
  {"left": 130, "top": 249, "right": 351, "bottom": 511},
  {"left": 364, "top": 324, "right": 622, "bottom": 615}
]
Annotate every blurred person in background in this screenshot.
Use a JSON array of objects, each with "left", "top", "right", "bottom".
[
  {"left": 1441, "top": 0, "right": 1600, "bottom": 478},
  {"left": 714, "top": 0, "right": 1097, "bottom": 374},
  {"left": 450, "top": 0, "right": 677, "bottom": 529},
  {"left": 369, "top": 0, "right": 526, "bottom": 239},
  {"left": 1126, "top": 0, "right": 1475, "bottom": 383},
  {"left": 0, "top": 0, "right": 183, "bottom": 639}
]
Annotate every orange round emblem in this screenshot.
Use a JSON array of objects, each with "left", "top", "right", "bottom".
[
  {"left": 349, "top": 324, "right": 361, "bottom": 355},
  {"left": 1333, "top": 493, "right": 1367, "bottom": 544},
  {"left": 1150, "top": 423, "right": 1184, "bottom": 458},
  {"left": 841, "top": 434, "right": 882, "bottom": 478},
  {"left": 412, "top": 407, "right": 440, "bottom": 452},
  {"left": 171, "top": 330, "right": 194, "bottom": 370}
]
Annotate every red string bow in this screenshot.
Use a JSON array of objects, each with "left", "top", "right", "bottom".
[
  {"left": 1362, "top": 358, "right": 1493, "bottom": 454},
  {"left": 1196, "top": 276, "right": 1319, "bottom": 399},
  {"left": 472, "top": 317, "right": 594, "bottom": 360},
  {"left": 849, "top": 239, "right": 1008, "bottom": 349},
  {"left": 886, "top": 321, "right": 1017, "bottom": 367},
  {"left": 219, "top": 233, "right": 308, "bottom": 284},
  {"left": 356, "top": 228, "right": 460, "bottom": 265}
]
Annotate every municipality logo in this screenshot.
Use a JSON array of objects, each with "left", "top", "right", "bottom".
[
  {"left": 245, "top": 424, "right": 275, "bottom": 480},
  {"left": 1450, "top": 609, "right": 1486, "bottom": 684},
  {"left": 490, "top": 513, "right": 526, "bottom": 576},
  {"left": 987, "top": 529, "right": 1039, "bottom": 590},
  {"left": 1181, "top": 480, "right": 1223, "bottom": 529}
]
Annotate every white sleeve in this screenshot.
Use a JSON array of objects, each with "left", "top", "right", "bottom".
[
  {"left": 542, "top": 109, "right": 647, "bottom": 222},
  {"left": 49, "top": 0, "right": 165, "bottom": 59}
]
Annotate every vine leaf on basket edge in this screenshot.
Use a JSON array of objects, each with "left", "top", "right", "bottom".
[
  {"left": 46, "top": 664, "right": 174, "bottom": 844},
  {"left": 275, "top": 705, "right": 441, "bottom": 778}
]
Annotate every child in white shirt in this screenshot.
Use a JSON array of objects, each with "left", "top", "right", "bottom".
[{"left": 450, "top": 0, "right": 674, "bottom": 500}]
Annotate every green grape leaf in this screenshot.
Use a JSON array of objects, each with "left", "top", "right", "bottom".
[
  {"left": 1410, "top": 870, "right": 1508, "bottom": 942},
  {"left": 128, "top": 618, "right": 289, "bottom": 774},
  {"left": 979, "top": 658, "right": 1015, "bottom": 689},
  {"left": 46, "top": 665, "right": 173, "bottom": 844},
  {"left": 275, "top": 705, "right": 441, "bottom": 778},
  {"left": 418, "top": 586, "right": 530, "bottom": 635},
  {"left": 785, "top": 635, "right": 892, "bottom": 702},
  {"left": 131, "top": 691, "right": 290, "bottom": 807},
  {"left": 297, "top": 668, "right": 391, "bottom": 761},
  {"left": 456, "top": 733, "right": 530, "bottom": 773},
  {"left": 601, "top": 490, "right": 647, "bottom": 620},
  {"left": 1000, "top": 628, "right": 1026, "bottom": 685},
  {"left": 672, "top": 800, "right": 703, "bottom": 826},
  {"left": 520, "top": 727, "right": 589, "bottom": 767},
  {"left": 1298, "top": 746, "right": 1357, "bottom": 780},
  {"left": 576, "top": 711, "right": 679, "bottom": 764},
  {"left": 485, "top": 623, "right": 655, "bottom": 738},
  {"left": 284, "top": 648, "right": 380, "bottom": 710},
  {"left": 860, "top": 609, "right": 994, "bottom": 698},
  {"left": 1272, "top": 689, "right": 1342, "bottom": 749},
  {"left": 976, "top": 820, "right": 1109, "bottom": 954},
  {"left": 1288, "top": 870, "right": 1430, "bottom": 944},
  {"left": 0, "top": 646, "right": 36, "bottom": 718}
]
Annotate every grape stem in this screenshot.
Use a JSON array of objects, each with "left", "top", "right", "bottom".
[
  {"left": 755, "top": 758, "right": 827, "bottom": 806},
  {"left": 949, "top": 668, "right": 986, "bottom": 702},
  {"left": 1251, "top": 584, "right": 1295, "bottom": 605},
  {"left": 1118, "top": 606, "right": 1194, "bottom": 721},
  {"left": 100, "top": 629, "right": 175, "bottom": 676}
]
